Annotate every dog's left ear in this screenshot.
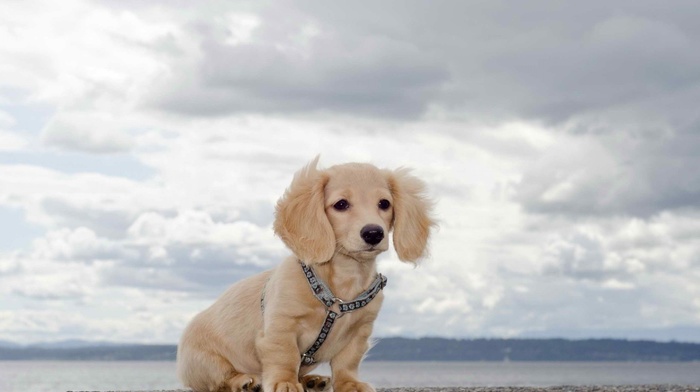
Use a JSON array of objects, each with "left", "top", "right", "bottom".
[
  {"left": 385, "top": 168, "right": 436, "bottom": 263},
  {"left": 274, "top": 157, "right": 335, "bottom": 264}
]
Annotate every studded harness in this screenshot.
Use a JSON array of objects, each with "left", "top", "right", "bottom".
[{"left": 261, "top": 261, "right": 387, "bottom": 367}]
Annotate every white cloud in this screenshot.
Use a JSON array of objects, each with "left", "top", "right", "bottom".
[
  {"left": 32, "top": 227, "right": 133, "bottom": 262},
  {"left": 41, "top": 111, "right": 135, "bottom": 153},
  {"left": 0, "top": 164, "right": 147, "bottom": 233},
  {"left": 0, "top": 110, "right": 27, "bottom": 151},
  {"left": 0, "top": 0, "right": 175, "bottom": 100},
  {"left": 0, "top": 129, "right": 27, "bottom": 151},
  {"left": 0, "top": 110, "right": 16, "bottom": 128},
  {"left": 222, "top": 13, "right": 261, "bottom": 45},
  {"left": 0, "top": 0, "right": 177, "bottom": 156}
]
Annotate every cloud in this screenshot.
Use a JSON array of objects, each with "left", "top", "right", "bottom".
[
  {"left": 372, "top": 187, "right": 700, "bottom": 339},
  {"left": 0, "top": 110, "right": 28, "bottom": 151},
  {"left": 10, "top": 274, "right": 93, "bottom": 300},
  {"left": 0, "top": 110, "right": 16, "bottom": 128},
  {"left": 152, "top": 14, "right": 449, "bottom": 118},
  {"left": 1, "top": 0, "right": 175, "bottom": 156},
  {"left": 0, "top": 165, "right": 147, "bottom": 233},
  {"left": 470, "top": 12, "right": 700, "bottom": 124},
  {"left": 41, "top": 111, "right": 135, "bottom": 153},
  {"left": 107, "top": 210, "right": 285, "bottom": 293},
  {"left": 3, "top": 0, "right": 700, "bottom": 344},
  {"left": 0, "top": 129, "right": 27, "bottom": 151},
  {"left": 0, "top": 299, "right": 192, "bottom": 343},
  {"left": 40, "top": 197, "right": 137, "bottom": 237},
  {"left": 32, "top": 227, "right": 134, "bottom": 262},
  {"left": 1, "top": 209, "right": 284, "bottom": 298},
  {"left": 515, "top": 131, "right": 700, "bottom": 217},
  {"left": 6, "top": 1, "right": 700, "bottom": 129},
  {"left": 502, "top": 211, "right": 700, "bottom": 336},
  {"left": 137, "top": 1, "right": 700, "bottom": 126}
]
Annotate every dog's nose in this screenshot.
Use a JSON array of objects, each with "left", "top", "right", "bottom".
[{"left": 361, "top": 224, "right": 384, "bottom": 246}]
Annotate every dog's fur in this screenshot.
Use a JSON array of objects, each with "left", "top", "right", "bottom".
[{"left": 177, "top": 158, "right": 434, "bottom": 392}]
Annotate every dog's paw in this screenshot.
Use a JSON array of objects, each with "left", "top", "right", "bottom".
[
  {"left": 242, "top": 376, "right": 262, "bottom": 392},
  {"left": 300, "top": 374, "right": 331, "bottom": 392},
  {"left": 226, "top": 374, "right": 262, "bottom": 392},
  {"left": 270, "top": 380, "right": 305, "bottom": 392},
  {"left": 333, "top": 380, "right": 375, "bottom": 392}
]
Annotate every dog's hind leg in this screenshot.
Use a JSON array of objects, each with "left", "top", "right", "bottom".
[{"left": 180, "top": 350, "right": 260, "bottom": 392}]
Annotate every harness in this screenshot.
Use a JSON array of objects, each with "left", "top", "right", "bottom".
[
  {"left": 260, "top": 261, "right": 387, "bottom": 367},
  {"left": 299, "top": 262, "right": 387, "bottom": 366}
]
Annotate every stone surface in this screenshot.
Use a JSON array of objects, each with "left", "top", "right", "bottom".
[{"left": 69, "top": 387, "right": 700, "bottom": 392}]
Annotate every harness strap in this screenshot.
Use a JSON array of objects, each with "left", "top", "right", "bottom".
[
  {"left": 300, "top": 263, "right": 337, "bottom": 307},
  {"left": 301, "top": 310, "right": 338, "bottom": 366},
  {"left": 299, "top": 262, "right": 387, "bottom": 366}
]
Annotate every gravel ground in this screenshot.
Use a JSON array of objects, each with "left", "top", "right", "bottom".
[
  {"left": 70, "top": 387, "right": 700, "bottom": 392},
  {"left": 382, "top": 387, "right": 700, "bottom": 392}
]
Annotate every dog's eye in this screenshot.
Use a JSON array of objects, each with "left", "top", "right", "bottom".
[
  {"left": 378, "top": 199, "right": 391, "bottom": 210},
  {"left": 333, "top": 199, "right": 350, "bottom": 211}
]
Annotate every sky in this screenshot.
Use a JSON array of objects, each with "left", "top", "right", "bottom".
[{"left": 1, "top": 0, "right": 700, "bottom": 345}]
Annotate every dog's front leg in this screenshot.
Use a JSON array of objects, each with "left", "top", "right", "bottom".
[
  {"left": 329, "top": 323, "right": 375, "bottom": 392},
  {"left": 258, "top": 330, "right": 304, "bottom": 392}
]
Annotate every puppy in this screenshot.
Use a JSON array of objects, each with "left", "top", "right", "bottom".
[{"left": 177, "top": 158, "right": 434, "bottom": 392}]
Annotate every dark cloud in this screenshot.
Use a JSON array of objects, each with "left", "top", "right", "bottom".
[
  {"left": 147, "top": 1, "right": 700, "bottom": 124},
  {"left": 156, "top": 28, "right": 448, "bottom": 118},
  {"left": 475, "top": 12, "right": 700, "bottom": 124}
]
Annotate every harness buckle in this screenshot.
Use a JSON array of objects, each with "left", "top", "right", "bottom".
[{"left": 331, "top": 298, "right": 349, "bottom": 318}]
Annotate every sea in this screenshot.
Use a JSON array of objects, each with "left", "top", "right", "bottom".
[{"left": 1, "top": 361, "right": 700, "bottom": 392}]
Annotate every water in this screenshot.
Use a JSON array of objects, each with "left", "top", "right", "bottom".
[{"left": 1, "top": 361, "right": 700, "bottom": 392}]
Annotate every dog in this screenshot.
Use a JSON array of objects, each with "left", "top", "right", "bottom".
[{"left": 177, "top": 157, "right": 434, "bottom": 392}]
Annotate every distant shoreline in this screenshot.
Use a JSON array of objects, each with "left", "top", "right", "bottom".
[{"left": 2, "top": 337, "right": 700, "bottom": 361}]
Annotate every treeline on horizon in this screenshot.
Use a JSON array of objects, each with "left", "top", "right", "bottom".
[
  {"left": 1, "top": 337, "right": 699, "bottom": 361},
  {"left": 369, "top": 337, "right": 700, "bottom": 361}
]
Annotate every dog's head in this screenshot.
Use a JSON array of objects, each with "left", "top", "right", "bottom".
[{"left": 274, "top": 157, "right": 435, "bottom": 264}]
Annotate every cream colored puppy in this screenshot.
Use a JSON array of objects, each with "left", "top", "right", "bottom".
[{"left": 177, "top": 158, "right": 434, "bottom": 392}]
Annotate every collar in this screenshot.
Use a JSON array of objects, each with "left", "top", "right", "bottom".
[{"left": 300, "top": 261, "right": 387, "bottom": 315}]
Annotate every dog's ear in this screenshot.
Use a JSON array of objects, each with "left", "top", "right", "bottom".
[
  {"left": 274, "top": 157, "right": 335, "bottom": 264},
  {"left": 385, "top": 168, "right": 435, "bottom": 263}
]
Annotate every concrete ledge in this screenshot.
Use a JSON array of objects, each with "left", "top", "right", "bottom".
[
  {"left": 380, "top": 388, "right": 700, "bottom": 392},
  {"left": 70, "top": 387, "right": 700, "bottom": 392}
]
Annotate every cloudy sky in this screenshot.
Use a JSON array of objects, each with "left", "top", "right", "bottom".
[{"left": 2, "top": 0, "right": 700, "bottom": 345}]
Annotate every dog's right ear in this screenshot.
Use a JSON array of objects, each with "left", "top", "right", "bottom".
[
  {"left": 385, "top": 168, "right": 435, "bottom": 263},
  {"left": 274, "top": 157, "right": 335, "bottom": 264}
]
